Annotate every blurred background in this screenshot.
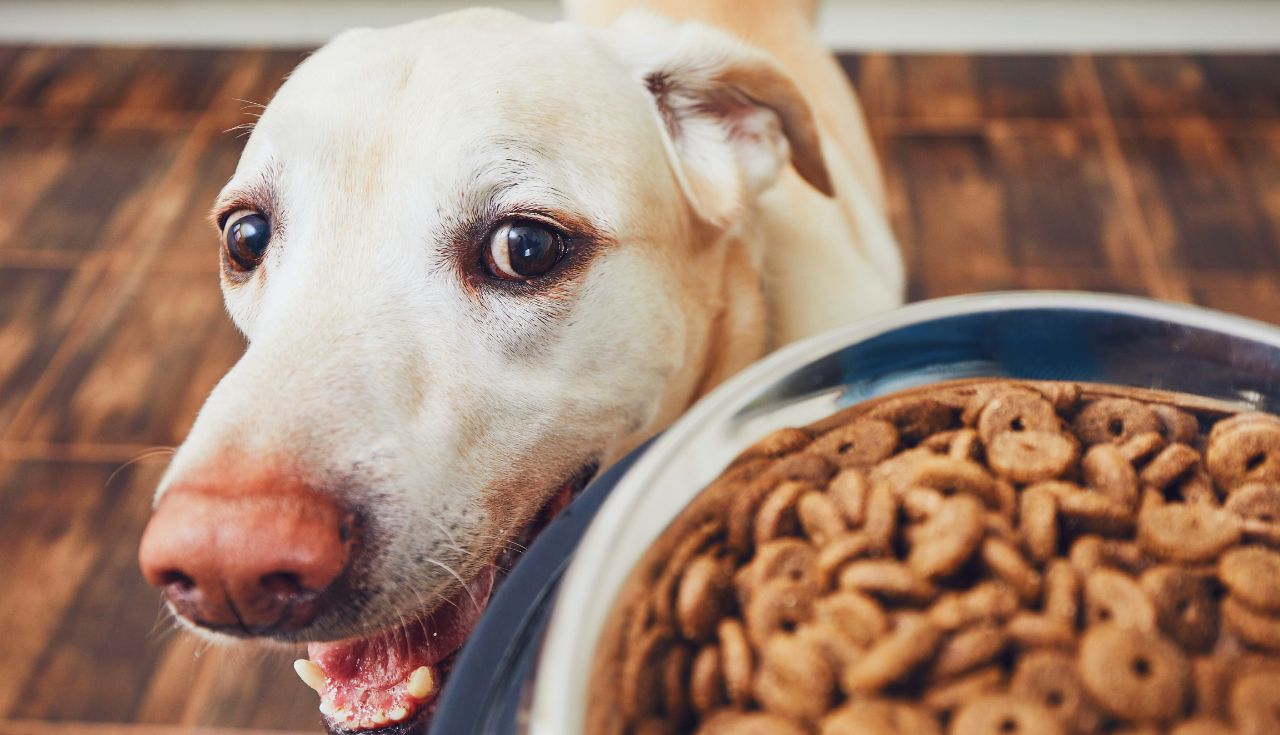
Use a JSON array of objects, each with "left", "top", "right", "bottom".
[{"left": 0, "top": 1, "right": 1276, "bottom": 734}]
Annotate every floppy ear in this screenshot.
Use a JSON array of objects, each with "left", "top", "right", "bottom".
[{"left": 613, "top": 13, "right": 834, "bottom": 228}]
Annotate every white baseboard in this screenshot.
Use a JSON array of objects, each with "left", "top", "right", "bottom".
[{"left": 0, "top": 0, "right": 1277, "bottom": 50}]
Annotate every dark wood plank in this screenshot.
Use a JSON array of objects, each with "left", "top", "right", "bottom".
[
  {"left": 9, "top": 269, "right": 244, "bottom": 446},
  {"left": 1095, "top": 54, "right": 1280, "bottom": 122},
  {"left": 0, "top": 267, "right": 104, "bottom": 436}
]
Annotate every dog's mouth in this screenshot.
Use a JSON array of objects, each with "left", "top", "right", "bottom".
[{"left": 294, "top": 463, "right": 597, "bottom": 735}]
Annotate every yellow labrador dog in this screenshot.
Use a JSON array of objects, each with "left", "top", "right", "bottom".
[{"left": 137, "top": 0, "right": 901, "bottom": 732}]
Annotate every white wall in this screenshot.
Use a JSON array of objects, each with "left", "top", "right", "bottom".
[{"left": 0, "top": 0, "right": 1277, "bottom": 50}]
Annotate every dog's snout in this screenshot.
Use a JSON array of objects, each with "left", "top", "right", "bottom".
[{"left": 138, "top": 469, "right": 354, "bottom": 636}]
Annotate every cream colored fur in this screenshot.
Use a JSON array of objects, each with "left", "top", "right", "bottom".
[{"left": 155, "top": 0, "right": 902, "bottom": 644}]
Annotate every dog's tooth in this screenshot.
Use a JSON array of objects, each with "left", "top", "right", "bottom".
[
  {"left": 293, "top": 659, "right": 327, "bottom": 694},
  {"left": 387, "top": 706, "right": 409, "bottom": 722},
  {"left": 372, "top": 711, "right": 390, "bottom": 726},
  {"left": 406, "top": 666, "right": 436, "bottom": 699}
]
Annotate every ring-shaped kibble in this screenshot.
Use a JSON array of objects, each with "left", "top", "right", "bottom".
[
  {"left": 1078, "top": 623, "right": 1190, "bottom": 723},
  {"left": 1225, "top": 481, "right": 1280, "bottom": 519},
  {"left": 838, "top": 613, "right": 942, "bottom": 694},
  {"left": 1209, "top": 412, "right": 1280, "bottom": 444},
  {"left": 975, "top": 389, "right": 1060, "bottom": 446},
  {"left": 907, "top": 494, "right": 985, "bottom": 579},
  {"left": 1141, "top": 565, "right": 1219, "bottom": 653},
  {"left": 1031, "top": 380, "right": 1082, "bottom": 413},
  {"left": 1085, "top": 567, "right": 1157, "bottom": 631},
  {"left": 826, "top": 468, "right": 869, "bottom": 527},
  {"left": 1138, "top": 503, "right": 1242, "bottom": 563},
  {"left": 753, "top": 632, "right": 834, "bottom": 722},
  {"left": 807, "top": 418, "right": 899, "bottom": 468},
  {"left": 1206, "top": 419, "right": 1280, "bottom": 490},
  {"left": 754, "top": 479, "right": 811, "bottom": 546},
  {"left": 1140, "top": 443, "right": 1202, "bottom": 490},
  {"left": 987, "top": 430, "right": 1078, "bottom": 484},
  {"left": 898, "top": 455, "right": 1007, "bottom": 513},
  {"left": 716, "top": 618, "right": 754, "bottom": 706},
  {"left": 813, "top": 590, "right": 888, "bottom": 648},
  {"left": 815, "top": 531, "right": 877, "bottom": 589},
  {"left": 1222, "top": 596, "right": 1280, "bottom": 651},
  {"left": 737, "top": 538, "right": 818, "bottom": 602},
  {"left": 1073, "top": 397, "right": 1163, "bottom": 446},
  {"left": 744, "top": 578, "right": 816, "bottom": 646},
  {"left": 820, "top": 699, "right": 942, "bottom": 735},
  {"left": 676, "top": 553, "right": 735, "bottom": 643},
  {"left": 930, "top": 624, "right": 1006, "bottom": 679},
  {"left": 949, "top": 694, "right": 1065, "bottom": 735},
  {"left": 1010, "top": 650, "right": 1099, "bottom": 732},
  {"left": 1219, "top": 546, "right": 1280, "bottom": 613},
  {"left": 1229, "top": 671, "right": 1280, "bottom": 735},
  {"left": 620, "top": 627, "right": 670, "bottom": 718},
  {"left": 689, "top": 644, "right": 725, "bottom": 714},
  {"left": 1083, "top": 443, "right": 1140, "bottom": 510}
]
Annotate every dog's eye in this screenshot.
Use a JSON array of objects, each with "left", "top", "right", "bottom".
[
  {"left": 223, "top": 211, "right": 271, "bottom": 271},
  {"left": 484, "top": 220, "right": 563, "bottom": 281}
]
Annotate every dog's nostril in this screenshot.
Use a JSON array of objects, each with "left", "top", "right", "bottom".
[
  {"left": 260, "top": 571, "right": 306, "bottom": 595},
  {"left": 159, "top": 570, "right": 196, "bottom": 592}
]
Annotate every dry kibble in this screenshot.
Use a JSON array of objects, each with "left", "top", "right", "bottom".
[{"left": 596, "top": 380, "right": 1280, "bottom": 735}]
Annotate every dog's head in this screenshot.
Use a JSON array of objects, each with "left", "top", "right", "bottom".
[{"left": 137, "top": 9, "right": 829, "bottom": 734}]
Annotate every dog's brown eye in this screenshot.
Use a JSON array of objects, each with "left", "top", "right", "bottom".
[
  {"left": 223, "top": 211, "right": 271, "bottom": 271},
  {"left": 484, "top": 220, "right": 563, "bottom": 280}
]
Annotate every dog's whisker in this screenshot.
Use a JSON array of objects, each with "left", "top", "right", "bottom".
[{"left": 106, "top": 446, "right": 176, "bottom": 490}]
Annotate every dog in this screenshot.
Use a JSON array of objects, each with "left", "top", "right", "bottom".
[{"left": 136, "top": 0, "right": 902, "bottom": 732}]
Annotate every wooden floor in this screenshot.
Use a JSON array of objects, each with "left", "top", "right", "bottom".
[{"left": 0, "top": 46, "right": 1277, "bottom": 733}]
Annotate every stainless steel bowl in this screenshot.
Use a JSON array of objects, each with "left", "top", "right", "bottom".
[{"left": 529, "top": 291, "right": 1280, "bottom": 734}]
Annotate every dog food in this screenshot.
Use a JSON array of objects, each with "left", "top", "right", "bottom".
[{"left": 588, "top": 379, "right": 1280, "bottom": 735}]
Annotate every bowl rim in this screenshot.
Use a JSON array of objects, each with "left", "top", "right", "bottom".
[{"left": 529, "top": 290, "right": 1280, "bottom": 733}]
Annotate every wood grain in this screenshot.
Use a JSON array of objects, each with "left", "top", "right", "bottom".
[{"left": 0, "top": 45, "right": 1276, "bottom": 734}]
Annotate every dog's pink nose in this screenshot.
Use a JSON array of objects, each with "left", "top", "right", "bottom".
[{"left": 138, "top": 469, "right": 353, "bottom": 635}]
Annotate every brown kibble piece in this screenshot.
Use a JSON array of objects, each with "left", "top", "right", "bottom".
[
  {"left": 988, "top": 430, "right": 1078, "bottom": 484},
  {"left": 920, "top": 666, "right": 1004, "bottom": 713},
  {"left": 1020, "top": 486, "right": 1058, "bottom": 565},
  {"left": 976, "top": 389, "right": 1060, "bottom": 445},
  {"left": 930, "top": 624, "right": 1006, "bottom": 678},
  {"left": 1222, "top": 596, "right": 1280, "bottom": 651},
  {"left": 1206, "top": 416, "right": 1280, "bottom": 490},
  {"left": 716, "top": 619, "right": 753, "bottom": 706},
  {"left": 1141, "top": 565, "right": 1219, "bottom": 653},
  {"left": 1085, "top": 567, "right": 1157, "bottom": 631},
  {"left": 1229, "top": 671, "right": 1280, "bottom": 735},
  {"left": 1074, "top": 397, "right": 1162, "bottom": 445},
  {"left": 1011, "top": 650, "right": 1100, "bottom": 734},
  {"left": 827, "top": 468, "right": 868, "bottom": 527},
  {"left": 981, "top": 537, "right": 1042, "bottom": 603},
  {"left": 1078, "top": 623, "right": 1189, "bottom": 722},
  {"left": 1043, "top": 560, "right": 1080, "bottom": 624},
  {"left": 661, "top": 645, "right": 690, "bottom": 722},
  {"left": 1005, "top": 612, "right": 1076, "bottom": 650},
  {"left": 753, "top": 632, "right": 834, "bottom": 722},
  {"left": 1082, "top": 443, "right": 1140, "bottom": 510},
  {"left": 744, "top": 578, "right": 816, "bottom": 646},
  {"left": 676, "top": 554, "right": 734, "bottom": 642},
  {"left": 738, "top": 538, "right": 817, "bottom": 600},
  {"left": 928, "top": 582, "right": 1020, "bottom": 631},
  {"left": 1120, "top": 431, "right": 1166, "bottom": 464},
  {"left": 695, "top": 710, "right": 808, "bottom": 735},
  {"left": 754, "top": 479, "right": 809, "bottom": 545},
  {"left": 620, "top": 628, "right": 670, "bottom": 718},
  {"left": 1141, "top": 443, "right": 1202, "bottom": 490},
  {"left": 869, "top": 396, "right": 955, "bottom": 444},
  {"left": 738, "top": 427, "right": 812, "bottom": 462},
  {"left": 689, "top": 645, "right": 725, "bottom": 714},
  {"left": 907, "top": 494, "right": 985, "bottom": 579},
  {"left": 799, "top": 491, "right": 847, "bottom": 546},
  {"left": 950, "top": 694, "right": 1065, "bottom": 735},
  {"left": 1155, "top": 404, "right": 1200, "bottom": 444},
  {"left": 839, "top": 560, "right": 937, "bottom": 603},
  {"left": 1139, "top": 503, "right": 1242, "bottom": 562},
  {"left": 814, "top": 590, "right": 888, "bottom": 648},
  {"left": 839, "top": 613, "right": 942, "bottom": 693},
  {"left": 820, "top": 699, "right": 942, "bottom": 735},
  {"left": 1220, "top": 546, "right": 1280, "bottom": 613},
  {"left": 808, "top": 419, "right": 899, "bottom": 468}
]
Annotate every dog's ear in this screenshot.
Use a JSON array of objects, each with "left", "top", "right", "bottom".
[{"left": 613, "top": 13, "right": 834, "bottom": 227}]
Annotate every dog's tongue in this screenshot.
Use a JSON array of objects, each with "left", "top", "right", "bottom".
[{"left": 298, "top": 568, "right": 495, "bottom": 732}]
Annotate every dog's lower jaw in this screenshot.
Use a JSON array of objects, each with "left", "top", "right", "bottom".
[{"left": 299, "top": 462, "right": 599, "bottom": 735}]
